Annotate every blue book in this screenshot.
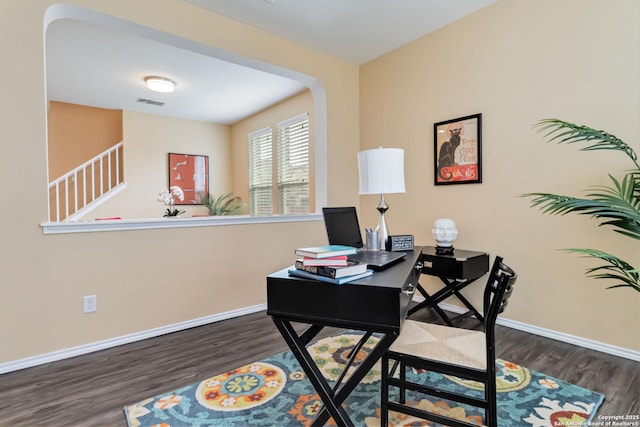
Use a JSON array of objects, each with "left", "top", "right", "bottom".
[
  {"left": 294, "top": 244, "right": 357, "bottom": 259},
  {"left": 287, "top": 267, "right": 373, "bottom": 285}
]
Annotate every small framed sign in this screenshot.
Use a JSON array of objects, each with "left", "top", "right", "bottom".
[
  {"left": 434, "top": 113, "right": 482, "bottom": 185},
  {"left": 389, "top": 235, "right": 414, "bottom": 252}
]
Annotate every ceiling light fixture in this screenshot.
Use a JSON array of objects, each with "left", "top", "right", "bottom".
[{"left": 144, "top": 76, "right": 175, "bottom": 93}]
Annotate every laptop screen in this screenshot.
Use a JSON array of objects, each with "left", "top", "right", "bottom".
[{"left": 322, "top": 207, "right": 364, "bottom": 249}]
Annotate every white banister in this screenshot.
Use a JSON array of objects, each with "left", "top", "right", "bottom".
[
  {"left": 91, "top": 160, "right": 96, "bottom": 202},
  {"left": 73, "top": 170, "right": 78, "bottom": 214},
  {"left": 115, "top": 148, "right": 120, "bottom": 189},
  {"left": 99, "top": 156, "right": 104, "bottom": 195},
  {"left": 108, "top": 150, "right": 112, "bottom": 191},
  {"left": 64, "top": 175, "right": 69, "bottom": 220},
  {"left": 55, "top": 181, "right": 60, "bottom": 222},
  {"left": 48, "top": 141, "right": 124, "bottom": 222},
  {"left": 82, "top": 163, "right": 87, "bottom": 210}
]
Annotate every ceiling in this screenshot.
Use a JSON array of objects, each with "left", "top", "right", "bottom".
[
  {"left": 46, "top": 1, "right": 495, "bottom": 124},
  {"left": 45, "top": 18, "right": 307, "bottom": 124},
  {"left": 187, "top": 0, "right": 496, "bottom": 64}
]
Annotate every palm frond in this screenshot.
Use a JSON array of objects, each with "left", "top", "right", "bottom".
[
  {"left": 564, "top": 248, "right": 640, "bottom": 292},
  {"left": 219, "top": 194, "right": 244, "bottom": 215},
  {"left": 524, "top": 119, "right": 639, "bottom": 293},
  {"left": 201, "top": 192, "right": 245, "bottom": 216},
  {"left": 534, "top": 119, "right": 639, "bottom": 169},
  {"left": 522, "top": 172, "right": 640, "bottom": 240}
]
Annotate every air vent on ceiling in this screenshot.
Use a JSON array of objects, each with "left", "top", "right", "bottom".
[{"left": 136, "top": 98, "right": 165, "bottom": 106}]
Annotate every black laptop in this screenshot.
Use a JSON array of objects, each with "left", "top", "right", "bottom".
[{"left": 322, "top": 207, "right": 406, "bottom": 270}]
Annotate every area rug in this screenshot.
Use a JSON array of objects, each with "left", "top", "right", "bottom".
[{"left": 124, "top": 332, "right": 604, "bottom": 427}]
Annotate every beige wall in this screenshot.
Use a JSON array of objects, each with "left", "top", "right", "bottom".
[
  {"left": 231, "top": 90, "right": 315, "bottom": 212},
  {"left": 87, "top": 110, "right": 231, "bottom": 219},
  {"left": 47, "top": 101, "right": 123, "bottom": 180},
  {"left": 360, "top": 0, "right": 639, "bottom": 350},
  {"left": 0, "top": 0, "right": 357, "bottom": 364}
]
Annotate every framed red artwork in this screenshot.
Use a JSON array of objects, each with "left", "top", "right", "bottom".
[
  {"left": 434, "top": 113, "right": 482, "bottom": 185},
  {"left": 168, "top": 152, "right": 209, "bottom": 204}
]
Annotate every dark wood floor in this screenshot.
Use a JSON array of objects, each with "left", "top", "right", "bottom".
[{"left": 0, "top": 309, "right": 637, "bottom": 426}]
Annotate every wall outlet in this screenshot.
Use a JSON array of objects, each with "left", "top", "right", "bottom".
[{"left": 83, "top": 295, "right": 97, "bottom": 313}]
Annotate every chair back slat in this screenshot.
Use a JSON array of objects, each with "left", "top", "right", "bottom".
[{"left": 483, "top": 257, "right": 518, "bottom": 332}]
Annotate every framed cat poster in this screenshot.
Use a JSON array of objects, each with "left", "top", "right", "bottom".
[{"left": 433, "top": 113, "right": 482, "bottom": 185}]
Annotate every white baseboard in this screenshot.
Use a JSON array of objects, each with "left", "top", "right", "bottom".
[
  {"left": 1, "top": 300, "right": 637, "bottom": 375},
  {"left": 0, "top": 304, "right": 267, "bottom": 375},
  {"left": 435, "top": 301, "right": 640, "bottom": 362}
]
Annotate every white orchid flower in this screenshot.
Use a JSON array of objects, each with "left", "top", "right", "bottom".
[
  {"left": 158, "top": 186, "right": 185, "bottom": 217},
  {"left": 170, "top": 186, "right": 185, "bottom": 201}
]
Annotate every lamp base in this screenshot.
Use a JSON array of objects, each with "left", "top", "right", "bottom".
[{"left": 376, "top": 194, "right": 389, "bottom": 250}]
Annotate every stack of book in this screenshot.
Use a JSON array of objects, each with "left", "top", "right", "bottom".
[{"left": 288, "top": 245, "right": 373, "bottom": 285}]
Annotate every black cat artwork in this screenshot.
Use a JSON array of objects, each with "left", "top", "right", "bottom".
[
  {"left": 437, "top": 126, "right": 462, "bottom": 181},
  {"left": 433, "top": 113, "right": 482, "bottom": 185}
]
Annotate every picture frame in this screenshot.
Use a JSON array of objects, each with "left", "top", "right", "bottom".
[
  {"left": 433, "top": 113, "right": 482, "bottom": 185},
  {"left": 168, "top": 153, "right": 209, "bottom": 205}
]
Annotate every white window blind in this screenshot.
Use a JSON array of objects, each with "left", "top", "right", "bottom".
[
  {"left": 193, "top": 155, "right": 207, "bottom": 203},
  {"left": 277, "top": 113, "right": 309, "bottom": 215},
  {"left": 248, "top": 127, "right": 273, "bottom": 216}
]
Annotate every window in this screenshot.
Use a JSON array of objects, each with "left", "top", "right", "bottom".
[
  {"left": 277, "top": 113, "right": 309, "bottom": 215},
  {"left": 248, "top": 127, "right": 273, "bottom": 216},
  {"left": 248, "top": 113, "right": 310, "bottom": 215}
]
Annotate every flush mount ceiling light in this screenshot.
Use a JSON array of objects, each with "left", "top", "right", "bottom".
[{"left": 144, "top": 76, "right": 175, "bottom": 93}]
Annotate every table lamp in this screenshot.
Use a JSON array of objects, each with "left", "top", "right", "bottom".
[{"left": 357, "top": 147, "right": 406, "bottom": 250}]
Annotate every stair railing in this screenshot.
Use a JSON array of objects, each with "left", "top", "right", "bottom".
[{"left": 49, "top": 142, "right": 125, "bottom": 222}]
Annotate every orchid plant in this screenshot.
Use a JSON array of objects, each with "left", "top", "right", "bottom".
[{"left": 157, "top": 186, "right": 185, "bottom": 217}]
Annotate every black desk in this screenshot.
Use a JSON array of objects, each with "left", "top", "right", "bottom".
[
  {"left": 266, "top": 248, "right": 423, "bottom": 426},
  {"left": 409, "top": 246, "right": 489, "bottom": 326}
]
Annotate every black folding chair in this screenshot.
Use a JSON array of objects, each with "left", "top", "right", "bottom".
[{"left": 381, "top": 256, "right": 517, "bottom": 427}]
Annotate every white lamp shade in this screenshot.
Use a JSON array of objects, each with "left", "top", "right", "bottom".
[{"left": 358, "top": 147, "right": 406, "bottom": 195}]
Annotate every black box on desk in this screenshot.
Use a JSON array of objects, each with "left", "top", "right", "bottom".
[{"left": 421, "top": 246, "right": 489, "bottom": 280}]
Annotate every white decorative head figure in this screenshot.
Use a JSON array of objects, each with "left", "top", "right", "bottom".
[{"left": 432, "top": 218, "right": 458, "bottom": 250}]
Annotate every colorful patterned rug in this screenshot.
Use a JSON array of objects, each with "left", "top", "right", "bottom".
[{"left": 124, "top": 332, "right": 604, "bottom": 427}]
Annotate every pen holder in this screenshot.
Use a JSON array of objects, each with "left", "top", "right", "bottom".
[{"left": 365, "top": 230, "right": 379, "bottom": 251}]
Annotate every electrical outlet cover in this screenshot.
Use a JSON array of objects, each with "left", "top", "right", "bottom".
[{"left": 83, "top": 295, "right": 97, "bottom": 313}]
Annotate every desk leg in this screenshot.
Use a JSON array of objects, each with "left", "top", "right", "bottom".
[
  {"left": 408, "top": 283, "right": 457, "bottom": 326},
  {"left": 312, "top": 332, "right": 397, "bottom": 426},
  {"left": 444, "top": 278, "right": 484, "bottom": 322},
  {"left": 300, "top": 324, "right": 324, "bottom": 345},
  {"left": 272, "top": 317, "right": 398, "bottom": 427},
  {"left": 407, "top": 283, "right": 430, "bottom": 315},
  {"left": 272, "top": 318, "right": 353, "bottom": 426},
  {"left": 409, "top": 277, "right": 487, "bottom": 325}
]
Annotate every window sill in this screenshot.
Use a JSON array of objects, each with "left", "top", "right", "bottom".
[{"left": 40, "top": 214, "right": 323, "bottom": 235}]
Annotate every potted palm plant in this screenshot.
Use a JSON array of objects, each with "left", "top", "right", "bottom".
[
  {"left": 522, "top": 119, "right": 639, "bottom": 293},
  {"left": 200, "top": 192, "right": 245, "bottom": 216}
]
